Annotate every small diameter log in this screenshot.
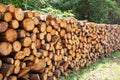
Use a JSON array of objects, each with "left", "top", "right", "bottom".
[
  {"left": 30, "top": 74, "right": 40, "bottom": 80},
  {"left": 14, "top": 66, "right": 20, "bottom": 74},
  {"left": 0, "top": 21, "right": 8, "bottom": 33},
  {"left": 35, "top": 39, "right": 41, "bottom": 49},
  {"left": 45, "top": 33, "right": 51, "bottom": 42},
  {"left": 14, "top": 8, "right": 24, "bottom": 21},
  {"left": 18, "top": 30, "right": 26, "bottom": 38},
  {"left": 15, "top": 51, "right": 25, "bottom": 60},
  {"left": 0, "top": 42, "right": 12, "bottom": 56},
  {"left": 6, "top": 4, "right": 15, "bottom": 13},
  {"left": 38, "top": 49, "right": 48, "bottom": 57},
  {"left": 21, "top": 37, "right": 32, "bottom": 47},
  {"left": 30, "top": 59, "right": 46, "bottom": 72},
  {"left": 33, "top": 17, "right": 39, "bottom": 25},
  {"left": 2, "top": 57, "right": 14, "bottom": 64},
  {"left": 5, "top": 28, "right": 17, "bottom": 42},
  {"left": 38, "top": 22, "right": 46, "bottom": 32},
  {"left": 0, "top": 63, "right": 14, "bottom": 77},
  {"left": 22, "top": 18, "right": 35, "bottom": 31},
  {"left": 10, "top": 20, "right": 19, "bottom": 29},
  {"left": 3, "top": 12, "right": 12, "bottom": 22},
  {"left": 13, "top": 41, "right": 21, "bottom": 52},
  {"left": 18, "top": 67, "right": 30, "bottom": 78},
  {"left": 60, "top": 29, "right": 66, "bottom": 37},
  {"left": 23, "top": 48, "right": 31, "bottom": 56},
  {"left": 24, "top": 10, "right": 33, "bottom": 18},
  {"left": 47, "top": 25, "right": 52, "bottom": 33},
  {"left": 41, "top": 43, "right": 50, "bottom": 50},
  {"left": 0, "top": 3, "right": 6, "bottom": 12}
]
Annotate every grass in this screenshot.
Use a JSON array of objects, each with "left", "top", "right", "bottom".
[{"left": 59, "top": 52, "right": 120, "bottom": 80}]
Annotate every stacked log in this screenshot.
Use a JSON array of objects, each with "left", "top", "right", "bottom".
[{"left": 0, "top": 3, "right": 120, "bottom": 80}]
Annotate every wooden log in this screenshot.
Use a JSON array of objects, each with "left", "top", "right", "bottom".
[
  {"left": 30, "top": 74, "right": 40, "bottom": 80},
  {"left": 15, "top": 51, "right": 26, "bottom": 60},
  {"left": 8, "top": 76, "right": 17, "bottom": 80},
  {"left": 18, "top": 30, "right": 26, "bottom": 38},
  {"left": 45, "top": 33, "right": 51, "bottom": 42},
  {"left": 0, "top": 63, "right": 14, "bottom": 77},
  {"left": 47, "top": 76, "right": 57, "bottom": 80},
  {"left": 6, "top": 4, "right": 15, "bottom": 13},
  {"left": 14, "top": 8, "right": 24, "bottom": 21},
  {"left": 41, "top": 43, "right": 50, "bottom": 50},
  {"left": 21, "top": 37, "right": 32, "bottom": 47},
  {"left": 24, "top": 55, "right": 34, "bottom": 61},
  {"left": 33, "top": 11, "right": 39, "bottom": 17},
  {"left": 18, "top": 67, "right": 30, "bottom": 78},
  {"left": 10, "top": 20, "right": 19, "bottom": 29},
  {"left": 0, "top": 42, "right": 12, "bottom": 56},
  {"left": 20, "top": 62, "right": 26, "bottom": 69},
  {"left": 23, "top": 48, "right": 31, "bottom": 56},
  {"left": 39, "top": 49, "right": 48, "bottom": 57},
  {"left": 0, "top": 3, "right": 6, "bottom": 12},
  {"left": 33, "top": 17, "right": 39, "bottom": 25},
  {"left": 38, "top": 22, "right": 46, "bottom": 32},
  {"left": 3, "top": 12, "right": 12, "bottom": 22},
  {"left": 14, "top": 65, "right": 20, "bottom": 74},
  {"left": 0, "top": 21, "right": 8, "bottom": 33},
  {"left": 5, "top": 28, "right": 17, "bottom": 42},
  {"left": 13, "top": 41, "right": 21, "bottom": 52},
  {"left": 35, "top": 39, "right": 41, "bottom": 49},
  {"left": 47, "top": 25, "right": 52, "bottom": 32},
  {"left": 60, "top": 29, "right": 66, "bottom": 37},
  {"left": 22, "top": 18, "right": 34, "bottom": 31},
  {"left": 24, "top": 10, "right": 33, "bottom": 18},
  {"left": 14, "top": 59, "right": 20, "bottom": 67}
]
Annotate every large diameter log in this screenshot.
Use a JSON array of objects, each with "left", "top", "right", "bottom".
[
  {"left": 5, "top": 28, "right": 17, "bottom": 42},
  {"left": 0, "top": 63, "right": 14, "bottom": 77},
  {"left": 0, "top": 21, "right": 8, "bottom": 33},
  {"left": 0, "top": 42, "right": 12, "bottom": 56},
  {"left": 0, "top": 3, "right": 6, "bottom": 12},
  {"left": 14, "top": 8, "right": 24, "bottom": 21},
  {"left": 23, "top": 18, "right": 35, "bottom": 31}
]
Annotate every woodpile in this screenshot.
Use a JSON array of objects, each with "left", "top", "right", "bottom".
[{"left": 0, "top": 3, "right": 120, "bottom": 80}]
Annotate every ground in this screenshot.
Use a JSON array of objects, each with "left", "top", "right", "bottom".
[{"left": 60, "top": 52, "right": 120, "bottom": 80}]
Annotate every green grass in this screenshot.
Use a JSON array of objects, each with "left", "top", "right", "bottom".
[{"left": 59, "top": 52, "right": 120, "bottom": 80}]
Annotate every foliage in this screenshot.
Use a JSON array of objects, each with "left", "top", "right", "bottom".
[
  {"left": 49, "top": 0, "right": 120, "bottom": 24},
  {"left": 0, "top": 0, "right": 74, "bottom": 18}
]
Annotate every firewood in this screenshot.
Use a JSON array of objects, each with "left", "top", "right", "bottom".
[
  {"left": 10, "top": 20, "right": 19, "bottom": 29},
  {"left": 0, "top": 21, "right": 8, "bottom": 33},
  {"left": 18, "top": 30, "right": 26, "bottom": 38},
  {"left": 4, "top": 28, "right": 17, "bottom": 42},
  {"left": 0, "top": 63, "right": 14, "bottom": 77},
  {"left": 6, "top": 4, "right": 15, "bottom": 13},
  {"left": 22, "top": 18, "right": 34, "bottom": 31},
  {"left": 21, "top": 37, "right": 32, "bottom": 47},
  {"left": 0, "top": 42, "right": 12, "bottom": 56},
  {"left": 13, "top": 41, "right": 21, "bottom": 52},
  {"left": 0, "top": 3, "right": 6, "bottom": 12},
  {"left": 3, "top": 12, "right": 12, "bottom": 22},
  {"left": 14, "top": 65, "right": 20, "bottom": 74},
  {"left": 24, "top": 10, "right": 33, "bottom": 18},
  {"left": 45, "top": 33, "right": 51, "bottom": 42},
  {"left": 15, "top": 51, "right": 25, "bottom": 60},
  {"left": 14, "top": 8, "right": 24, "bottom": 21},
  {"left": 38, "top": 22, "right": 46, "bottom": 32},
  {"left": 30, "top": 74, "right": 40, "bottom": 80},
  {"left": 18, "top": 67, "right": 30, "bottom": 78},
  {"left": 23, "top": 48, "right": 31, "bottom": 56}
]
